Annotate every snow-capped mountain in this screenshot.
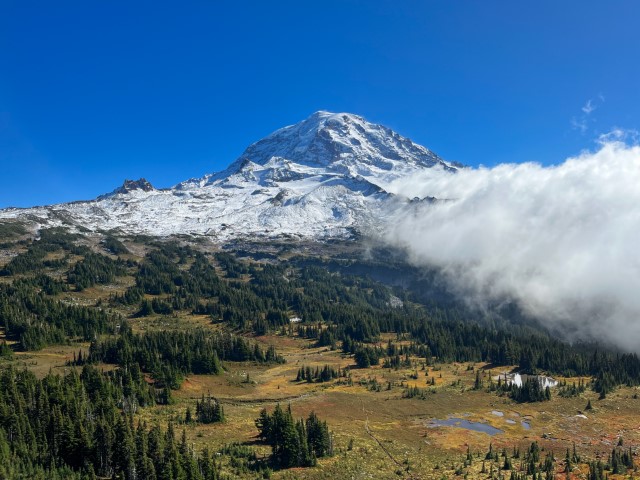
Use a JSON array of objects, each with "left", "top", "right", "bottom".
[{"left": 0, "top": 112, "right": 457, "bottom": 240}]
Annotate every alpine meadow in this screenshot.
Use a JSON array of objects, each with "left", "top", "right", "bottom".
[{"left": 1, "top": 2, "right": 640, "bottom": 480}]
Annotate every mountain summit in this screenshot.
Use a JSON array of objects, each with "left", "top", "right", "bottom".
[
  {"left": 232, "top": 111, "right": 453, "bottom": 178},
  {"left": 0, "top": 112, "right": 456, "bottom": 240}
]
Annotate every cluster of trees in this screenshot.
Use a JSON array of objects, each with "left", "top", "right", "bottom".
[
  {"left": 353, "top": 346, "right": 382, "bottom": 368},
  {"left": 588, "top": 460, "right": 606, "bottom": 480},
  {"left": 28, "top": 273, "right": 68, "bottom": 295},
  {"left": 134, "top": 249, "right": 183, "bottom": 296},
  {"left": 563, "top": 443, "right": 581, "bottom": 473},
  {"left": 87, "top": 327, "right": 284, "bottom": 390},
  {"left": 112, "top": 286, "right": 144, "bottom": 306},
  {"left": 185, "top": 395, "right": 224, "bottom": 425},
  {"left": 195, "top": 395, "right": 224, "bottom": 424},
  {"left": 473, "top": 370, "right": 484, "bottom": 390},
  {"left": 594, "top": 369, "right": 621, "bottom": 399},
  {"left": 383, "top": 354, "right": 413, "bottom": 370},
  {"left": 99, "top": 419, "right": 221, "bottom": 480},
  {"left": 0, "top": 279, "right": 119, "bottom": 350},
  {"left": 0, "top": 229, "right": 133, "bottom": 350},
  {"left": 67, "top": 252, "right": 128, "bottom": 291},
  {"left": 255, "top": 405, "right": 333, "bottom": 468},
  {"left": 481, "top": 441, "right": 555, "bottom": 478},
  {"left": 572, "top": 445, "right": 633, "bottom": 479},
  {"left": 505, "top": 378, "right": 552, "bottom": 403},
  {"left": 0, "top": 229, "right": 84, "bottom": 276},
  {"left": 295, "top": 364, "right": 343, "bottom": 383},
  {"left": 0, "top": 221, "right": 26, "bottom": 239},
  {"left": 0, "top": 365, "right": 222, "bottom": 479},
  {"left": 609, "top": 444, "right": 635, "bottom": 474},
  {"left": 102, "top": 236, "right": 129, "bottom": 255},
  {"left": 557, "top": 378, "right": 587, "bottom": 397},
  {"left": 341, "top": 338, "right": 383, "bottom": 368},
  {"left": 298, "top": 324, "right": 338, "bottom": 348},
  {"left": 560, "top": 444, "right": 634, "bottom": 479},
  {"left": 0, "top": 241, "right": 56, "bottom": 276},
  {"left": 472, "top": 440, "right": 636, "bottom": 480},
  {"left": 402, "top": 385, "right": 428, "bottom": 399}
]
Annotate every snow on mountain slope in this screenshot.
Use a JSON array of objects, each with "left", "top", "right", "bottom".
[
  {"left": 188, "top": 111, "right": 456, "bottom": 190},
  {"left": 0, "top": 112, "right": 457, "bottom": 240}
]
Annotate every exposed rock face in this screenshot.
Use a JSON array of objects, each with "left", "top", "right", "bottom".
[
  {"left": 105, "top": 179, "right": 155, "bottom": 197},
  {"left": 119, "top": 179, "right": 155, "bottom": 193}
]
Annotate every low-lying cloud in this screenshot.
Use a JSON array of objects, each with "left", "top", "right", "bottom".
[{"left": 385, "top": 139, "right": 640, "bottom": 351}]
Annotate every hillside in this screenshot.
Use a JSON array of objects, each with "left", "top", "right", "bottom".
[{"left": 0, "top": 228, "right": 638, "bottom": 479}]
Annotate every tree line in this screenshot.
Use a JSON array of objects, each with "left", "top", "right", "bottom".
[{"left": 85, "top": 326, "right": 284, "bottom": 393}]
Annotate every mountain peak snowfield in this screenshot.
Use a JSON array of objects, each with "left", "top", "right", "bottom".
[
  {"left": 0, "top": 112, "right": 456, "bottom": 240},
  {"left": 231, "top": 111, "right": 453, "bottom": 178}
]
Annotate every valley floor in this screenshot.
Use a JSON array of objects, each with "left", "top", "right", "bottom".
[{"left": 5, "top": 329, "right": 639, "bottom": 479}]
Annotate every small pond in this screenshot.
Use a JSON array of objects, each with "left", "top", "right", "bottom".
[{"left": 429, "top": 418, "right": 504, "bottom": 436}]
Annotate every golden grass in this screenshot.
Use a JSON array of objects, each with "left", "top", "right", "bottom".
[
  {"left": 119, "top": 333, "right": 640, "bottom": 479},
  {"left": 8, "top": 344, "right": 90, "bottom": 378}
]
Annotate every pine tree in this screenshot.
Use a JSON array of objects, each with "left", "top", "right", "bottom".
[{"left": 474, "top": 370, "right": 483, "bottom": 390}]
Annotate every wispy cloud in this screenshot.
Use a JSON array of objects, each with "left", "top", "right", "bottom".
[
  {"left": 570, "top": 116, "right": 588, "bottom": 133},
  {"left": 571, "top": 95, "right": 604, "bottom": 134},
  {"left": 384, "top": 137, "right": 640, "bottom": 351},
  {"left": 597, "top": 127, "right": 639, "bottom": 145},
  {"left": 581, "top": 99, "right": 595, "bottom": 115}
]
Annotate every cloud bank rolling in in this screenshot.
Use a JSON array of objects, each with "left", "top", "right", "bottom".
[{"left": 385, "top": 138, "right": 640, "bottom": 351}]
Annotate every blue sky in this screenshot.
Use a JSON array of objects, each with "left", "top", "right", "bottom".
[{"left": 1, "top": 1, "right": 638, "bottom": 207}]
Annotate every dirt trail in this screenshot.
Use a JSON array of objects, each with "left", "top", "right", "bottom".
[
  {"left": 361, "top": 399, "right": 423, "bottom": 479},
  {"left": 188, "top": 392, "right": 315, "bottom": 406}
]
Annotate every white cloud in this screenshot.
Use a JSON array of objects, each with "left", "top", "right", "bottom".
[
  {"left": 582, "top": 99, "right": 595, "bottom": 114},
  {"left": 597, "top": 127, "right": 639, "bottom": 145},
  {"left": 384, "top": 139, "right": 640, "bottom": 351},
  {"left": 572, "top": 96, "right": 604, "bottom": 134}
]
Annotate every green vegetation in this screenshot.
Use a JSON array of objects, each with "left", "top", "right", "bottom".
[
  {"left": 194, "top": 394, "right": 225, "bottom": 424},
  {"left": 255, "top": 404, "right": 333, "bottom": 468},
  {"left": 0, "top": 279, "right": 119, "bottom": 350},
  {"left": 67, "top": 252, "right": 128, "bottom": 290},
  {"left": 0, "top": 365, "right": 200, "bottom": 479},
  {"left": 102, "top": 235, "right": 130, "bottom": 255},
  {"left": 295, "top": 364, "right": 343, "bottom": 383},
  {"left": 506, "top": 378, "right": 552, "bottom": 403},
  {"left": 0, "top": 221, "right": 26, "bottom": 239},
  {"left": 86, "top": 327, "right": 284, "bottom": 390},
  {"left": 0, "top": 229, "right": 639, "bottom": 478}
]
